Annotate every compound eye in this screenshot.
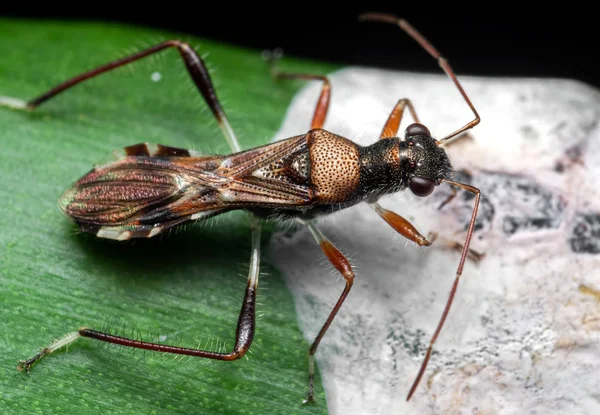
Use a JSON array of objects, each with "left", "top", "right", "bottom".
[
  {"left": 406, "top": 123, "right": 431, "bottom": 137},
  {"left": 409, "top": 177, "right": 435, "bottom": 197}
]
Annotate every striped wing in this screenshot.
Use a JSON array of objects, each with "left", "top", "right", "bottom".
[{"left": 59, "top": 138, "right": 313, "bottom": 240}]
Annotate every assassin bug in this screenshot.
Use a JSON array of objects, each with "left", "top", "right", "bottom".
[{"left": 7, "top": 12, "right": 481, "bottom": 403}]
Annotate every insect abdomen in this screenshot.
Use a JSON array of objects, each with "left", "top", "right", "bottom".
[
  {"left": 58, "top": 156, "right": 226, "bottom": 240},
  {"left": 59, "top": 159, "right": 184, "bottom": 224}
]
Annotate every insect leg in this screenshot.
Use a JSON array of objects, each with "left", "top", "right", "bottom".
[
  {"left": 380, "top": 98, "right": 420, "bottom": 139},
  {"left": 380, "top": 98, "right": 475, "bottom": 146},
  {"left": 265, "top": 52, "right": 330, "bottom": 130},
  {"left": 369, "top": 202, "right": 435, "bottom": 246},
  {"left": 301, "top": 220, "right": 355, "bottom": 404},
  {"left": 18, "top": 216, "right": 262, "bottom": 372},
  {"left": 440, "top": 239, "right": 485, "bottom": 264},
  {"left": 437, "top": 184, "right": 458, "bottom": 210},
  {"left": 9, "top": 40, "right": 242, "bottom": 152},
  {"left": 434, "top": 182, "right": 484, "bottom": 262},
  {"left": 359, "top": 13, "right": 480, "bottom": 144},
  {"left": 406, "top": 180, "right": 480, "bottom": 400},
  {"left": 369, "top": 201, "right": 482, "bottom": 262}
]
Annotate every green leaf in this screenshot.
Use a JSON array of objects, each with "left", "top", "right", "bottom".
[{"left": 0, "top": 19, "right": 339, "bottom": 414}]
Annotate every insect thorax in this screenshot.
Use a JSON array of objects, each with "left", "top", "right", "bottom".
[{"left": 250, "top": 131, "right": 409, "bottom": 221}]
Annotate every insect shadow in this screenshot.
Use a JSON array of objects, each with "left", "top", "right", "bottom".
[{"left": 67, "top": 213, "right": 254, "bottom": 285}]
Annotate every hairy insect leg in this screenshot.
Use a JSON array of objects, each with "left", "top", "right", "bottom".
[
  {"left": 380, "top": 98, "right": 420, "bottom": 139},
  {"left": 0, "top": 96, "right": 27, "bottom": 110},
  {"left": 4, "top": 40, "right": 242, "bottom": 153},
  {"left": 369, "top": 200, "right": 481, "bottom": 262},
  {"left": 264, "top": 51, "right": 330, "bottom": 130},
  {"left": 359, "top": 13, "right": 480, "bottom": 144},
  {"left": 300, "top": 220, "right": 355, "bottom": 404},
  {"left": 18, "top": 216, "right": 262, "bottom": 372},
  {"left": 369, "top": 201, "right": 435, "bottom": 246},
  {"left": 17, "top": 332, "right": 81, "bottom": 372}
]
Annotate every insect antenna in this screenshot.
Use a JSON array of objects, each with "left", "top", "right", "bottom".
[
  {"left": 358, "top": 12, "right": 480, "bottom": 144},
  {"left": 406, "top": 179, "right": 480, "bottom": 401}
]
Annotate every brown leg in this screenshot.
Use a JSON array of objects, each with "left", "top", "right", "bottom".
[
  {"left": 406, "top": 180, "right": 480, "bottom": 401},
  {"left": 359, "top": 13, "right": 480, "bottom": 144},
  {"left": 442, "top": 132, "right": 476, "bottom": 148},
  {"left": 265, "top": 51, "right": 330, "bottom": 130},
  {"left": 370, "top": 200, "right": 482, "bottom": 262},
  {"left": 438, "top": 238, "right": 485, "bottom": 264},
  {"left": 369, "top": 202, "right": 435, "bottom": 246},
  {"left": 380, "top": 98, "right": 420, "bottom": 139},
  {"left": 18, "top": 216, "right": 262, "bottom": 372},
  {"left": 302, "top": 220, "right": 355, "bottom": 404},
  {"left": 5, "top": 40, "right": 242, "bottom": 153},
  {"left": 435, "top": 185, "right": 484, "bottom": 263},
  {"left": 437, "top": 184, "right": 458, "bottom": 210}
]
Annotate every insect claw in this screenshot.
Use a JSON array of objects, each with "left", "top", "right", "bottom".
[
  {"left": 425, "top": 231, "right": 438, "bottom": 246},
  {"left": 302, "top": 395, "right": 316, "bottom": 405},
  {"left": 17, "top": 360, "right": 29, "bottom": 373}
]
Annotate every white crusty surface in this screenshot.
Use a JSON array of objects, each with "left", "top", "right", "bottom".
[{"left": 267, "top": 67, "right": 600, "bottom": 415}]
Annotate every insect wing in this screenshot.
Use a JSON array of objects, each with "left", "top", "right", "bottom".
[
  {"left": 59, "top": 152, "right": 228, "bottom": 240},
  {"left": 59, "top": 135, "right": 314, "bottom": 240}
]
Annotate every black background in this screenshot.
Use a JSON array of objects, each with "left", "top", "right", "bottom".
[{"left": 2, "top": 6, "right": 599, "bottom": 89}]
